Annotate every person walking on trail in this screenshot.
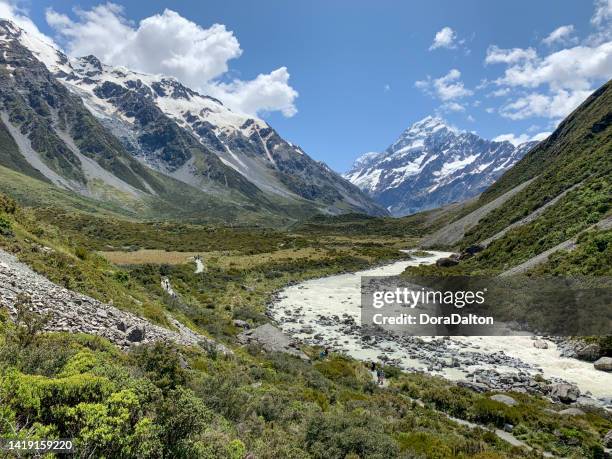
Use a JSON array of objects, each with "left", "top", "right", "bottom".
[
  {"left": 370, "top": 361, "right": 376, "bottom": 372},
  {"left": 377, "top": 368, "right": 385, "bottom": 386}
]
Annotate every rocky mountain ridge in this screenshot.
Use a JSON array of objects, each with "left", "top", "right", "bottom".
[{"left": 0, "top": 19, "right": 385, "bottom": 221}]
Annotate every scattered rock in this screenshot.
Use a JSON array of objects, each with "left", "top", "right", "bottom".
[
  {"left": 238, "top": 323, "right": 309, "bottom": 360},
  {"left": 457, "top": 380, "right": 489, "bottom": 393},
  {"left": 233, "top": 319, "right": 250, "bottom": 329},
  {"left": 490, "top": 394, "right": 518, "bottom": 406},
  {"left": 603, "top": 429, "right": 612, "bottom": 448},
  {"left": 503, "top": 423, "right": 514, "bottom": 433},
  {"left": 594, "top": 357, "right": 612, "bottom": 372},
  {"left": 558, "top": 408, "right": 585, "bottom": 416},
  {"left": 126, "top": 326, "right": 146, "bottom": 342},
  {"left": 436, "top": 257, "right": 459, "bottom": 268},
  {"left": 0, "top": 249, "right": 224, "bottom": 352},
  {"left": 550, "top": 383, "right": 580, "bottom": 403}
]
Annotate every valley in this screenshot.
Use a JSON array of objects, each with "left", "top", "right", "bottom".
[{"left": 0, "top": 4, "right": 610, "bottom": 457}]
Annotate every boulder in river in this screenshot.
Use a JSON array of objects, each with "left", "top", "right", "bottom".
[
  {"left": 594, "top": 356, "right": 612, "bottom": 371},
  {"left": 533, "top": 340, "right": 548, "bottom": 349},
  {"left": 576, "top": 343, "right": 601, "bottom": 361}
]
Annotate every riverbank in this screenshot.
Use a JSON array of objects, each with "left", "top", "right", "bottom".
[{"left": 269, "top": 251, "right": 612, "bottom": 403}]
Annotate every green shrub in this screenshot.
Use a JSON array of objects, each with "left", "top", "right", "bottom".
[
  {"left": 74, "top": 246, "right": 89, "bottom": 260},
  {"left": 304, "top": 411, "right": 399, "bottom": 459},
  {"left": 0, "top": 194, "right": 16, "bottom": 214},
  {"left": 0, "top": 215, "right": 13, "bottom": 237},
  {"left": 130, "top": 342, "right": 187, "bottom": 391}
]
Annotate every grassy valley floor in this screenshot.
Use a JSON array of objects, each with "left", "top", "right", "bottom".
[{"left": 0, "top": 196, "right": 611, "bottom": 457}]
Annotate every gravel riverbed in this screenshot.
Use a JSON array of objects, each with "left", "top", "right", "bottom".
[{"left": 269, "top": 251, "right": 612, "bottom": 404}]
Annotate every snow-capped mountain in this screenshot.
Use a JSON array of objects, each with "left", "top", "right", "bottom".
[
  {"left": 0, "top": 19, "right": 385, "bottom": 220},
  {"left": 345, "top": 116, "right": 538, "bottom": 216}
]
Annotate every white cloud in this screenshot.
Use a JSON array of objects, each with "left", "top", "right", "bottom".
[
  {"left": 542, "top": 25, "right": 577, "bottom": 46},
  {"left": 488, "top": 88, "right": 511, "bottom": 97},
  {"left": 384, "top": 84, "right": 391, "bottom": 92},
  {"left": 499, "top": 89, "right": 593, "bottom": 120},
  {"left": 493, "top": 131, "right": 550, "bottom": 146},
  {"left": 497, "top": 42, "right": 612, "bottom": 90},
  {"left": 488, "top": 3, "right": 612, "bottom": 122},
  {"left": 588, "top": 0, "right": 612, "bottom": 44},
  {"left": 206, "top": 67, "right": 298, "bottom": 117},
  {"left": 0, "top": 1, "right": 57, "bottom": 46},
  {"left": 430, "top": 26, "right": 456, "bottom": 50},
  {"left": 531, "top": 131, "right": 552, "bottom": 141},
  {"left": 592, "top": 0, "right": 612, "bottom": 27},
  {"left": 485, "top": 45, "right": 537, "bottom": 65},
  {"left": 45, "top": 3, "right": 298, "bottom": 118},
  {"left": 416, "top": 69, "right": 473, "bottom": 101},
  {"left": 493, "top": 133, "right": 530, "bottom": 146},
  {"left": 485, "top": 107, "right": 496, "bottom": 114},
  {"left": 440, "top": 101, "right": 465, "bottom": 112}
]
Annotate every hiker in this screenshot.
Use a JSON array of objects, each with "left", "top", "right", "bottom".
[
  {"left": 370, "top": 361, "right": 376, "bottom": 372},
  {"left": 377, "top": 368, "right": 385, "bottom": 386}
]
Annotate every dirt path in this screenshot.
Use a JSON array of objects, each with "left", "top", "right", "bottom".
[
  {"left": 481, "top": 182, "right": 583, "bottom": 248},
  {"left": 390, "top": 387, "right": 555, "bottom": 456},
  {"left": 421, "top": 178, "right": 535, "bottom": 248},
  {"left": 501, "top": 215, "right": 612, "bottom": 276}
]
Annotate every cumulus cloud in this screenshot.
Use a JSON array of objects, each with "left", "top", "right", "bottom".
[
  {"left": 44, "top": 3, "right": 298, "bottom": 118},
  {"left": 416, "top": 69, "right": 473, "bottom": 101},
  {"left": 430, "top": 26, "right": 456, "bottom": 50},
  {"left": 493, "top": 133, "right": 530, "bottom": 146},
  {"left": 497, "top": 42, "right": 612, "bottom": 90},
  {"left": 0, "top": 0, "right": 56, "bottom": 46},
  {"left": 530, "top": 131, "right": 552, "bottom": 141},
  {"left": 207, "top": 67, "right": 298, "bottom": 117},
  {"left": 542, "top": 25, "right": 577, "bottom": 46},
  {"left": 485, "top": 45, "right": 537, "bottom": 65},
  {"left": 591, "top": 0, "right": 612, "bottom": 27},
  {"left": 499, "top": 89, "right": 593, "bottom": 120},
  {"left": 487, "top": 1, "right": 612, "bottom": 122},
  {"left": 493, "top": 131, "right": 550, "bottom": 146}
]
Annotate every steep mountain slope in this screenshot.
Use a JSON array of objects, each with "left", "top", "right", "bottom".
[
  {"left": 345, "top": 116, "right": 537, "bottom": 216},
  {"left": 0, "top": 19, "right": 385, "bottom": 221},
  {"left": 418, "top": 80, "right": 611, "bottom": 275}
]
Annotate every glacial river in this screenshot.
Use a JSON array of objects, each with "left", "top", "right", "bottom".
[{"left": 269, "top": 251, "right": 612, "bottom": 398}]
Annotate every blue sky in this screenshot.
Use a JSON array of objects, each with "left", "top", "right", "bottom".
[{"left": 6, "top": 0, "right": 612, "bottom": 171}]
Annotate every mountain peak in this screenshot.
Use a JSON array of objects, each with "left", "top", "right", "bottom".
[
  {"left": 405, "top": 115, "right": 454, "bottom": 136},
  {"left": 345, "top": 115, "right": 536, "bottom": 216}
]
